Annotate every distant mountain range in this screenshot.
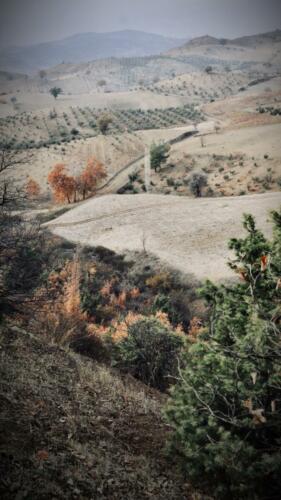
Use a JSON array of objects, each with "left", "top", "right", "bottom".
[
  {"left": 1, "top": 29, "right": 280, "bottom": 76},
  {"left": 0, "top": 30, "right": 187, "bottom": 74}
]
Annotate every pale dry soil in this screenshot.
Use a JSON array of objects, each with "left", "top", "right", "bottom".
[
  {"left": 47, "top": 192, "right": 281, "bottom": 282},
  {"left": 133, "top": 122, "right": 281, "bottom": 198}
]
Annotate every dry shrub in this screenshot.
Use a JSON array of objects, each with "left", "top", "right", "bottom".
[
  {"left": 100, "top": 280, "right": 113, "bottom": 297},
  {"left": 188, "top": 317, "right": 204, "bottom": 342},
  {"left": 146, "top": 272, "right": 173, "bottom": 291},
  {"left": 110, "top": 290, "right": 127, "bottom": 309},
  {"left": 105, "top": 310, "right": 184, "bottom": 345},
  {"left": 30, "top": 256, "right": 87, "bottom": 344},
  {"left": 27, "top": 255, "right": 107, "bottom": 360},
  {"left": 26, "top": 178, "right": 41, "bottom": 199},
  {"left": 130, "top": 287, "right": 141, "bottom": 299}
]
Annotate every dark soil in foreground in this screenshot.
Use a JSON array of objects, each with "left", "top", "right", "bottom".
[{"left": 0, "top": 325, "right": 192, "bottom": 500}]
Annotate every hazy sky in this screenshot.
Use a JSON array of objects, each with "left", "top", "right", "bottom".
[{"left": 0, "top": 0, "right": 280, "bottom": 47}]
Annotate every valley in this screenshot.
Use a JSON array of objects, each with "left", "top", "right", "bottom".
[{"left": 1, "top": 22, "right": 281, "bottom": 500}]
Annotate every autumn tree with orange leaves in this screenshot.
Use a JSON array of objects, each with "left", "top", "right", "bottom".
[
  {"left": 48, "top": 163, "right": 76, "bottom": 204},
  {"left": 26, "top": 178, "right": 41, "bottom": 199},
  {"left": 48, "top": 158, "right": 107, "bottom": 204},
  {"left": 77, "top": 157, "right": 107, "bottom": 200}
]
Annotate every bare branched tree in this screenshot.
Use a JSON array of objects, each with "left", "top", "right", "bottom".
[{"left": 0, "top": 144, "right": 33, "bottom": 208}]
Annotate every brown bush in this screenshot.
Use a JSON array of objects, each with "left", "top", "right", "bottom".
[{"left": 146, "top": 272, "right": 173, "bottom": 291}]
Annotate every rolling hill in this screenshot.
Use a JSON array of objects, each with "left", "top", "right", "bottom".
[
  {"left": 167, "top": 29, "right": 281, "bottom": 72},
  {"left": 0, "top": 30, "right": 187, "bottom": 74},
  {"left": 169, "top": 29, "right": 281, "bottom": 52}
]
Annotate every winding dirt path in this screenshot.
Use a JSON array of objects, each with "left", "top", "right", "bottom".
[{"left": 95, "top": 122, "right": 215, "bottom": 195}]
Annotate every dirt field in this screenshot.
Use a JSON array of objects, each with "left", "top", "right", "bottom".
[{"left": 47, "top": 191, "right": 281, "bottom": 282}]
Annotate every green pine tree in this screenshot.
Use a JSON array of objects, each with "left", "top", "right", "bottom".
[{"left": 165, "top": 211, "right": 281, "bottom": 499}]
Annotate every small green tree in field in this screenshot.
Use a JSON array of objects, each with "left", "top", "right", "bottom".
[
  {"left": 49, "top": 87, "right": 63, "bottom": 100},
  {"left": 189, "top": 173, "right": 207, "bottom": 197},
  {"left": 205, "top": 65, "right": 213, "bottom": 74},
  {"left": 165, "top": 211, "right": 281, "bottom": 499},
  {"left": 97, "top": 113, "right": 113, "bottom": 134},
  {"left": 150, "top": 143, "right": 170, "bottom": 172}
]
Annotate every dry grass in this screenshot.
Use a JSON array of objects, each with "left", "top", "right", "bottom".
[{"left": 0, "top": 324, "right": 196, "bottom": 499}]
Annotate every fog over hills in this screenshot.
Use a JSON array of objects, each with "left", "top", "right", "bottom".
[{"left": 0, "top": 30, "right": 187, "bottom": 73}]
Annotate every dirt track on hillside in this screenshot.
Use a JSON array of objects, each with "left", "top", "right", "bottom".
[{"left": 47, "top": 191, "right": 281, "bottom": 282}]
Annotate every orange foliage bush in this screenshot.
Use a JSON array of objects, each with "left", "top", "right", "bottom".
[
  {"left": 26, "top": 177, "right": 41, "bottom": 198},
  {"left": 27, "top": 252, "right": 185, "bottom": 360},
  {"left": 30, "top": 256, "right": 87, "bottom": 344},
  {"left": 188, "top": 316, "right": 204, "bottom": 342},
  {"left": 110, "top": 290, "right": 127, "bottom": 309},
  {"left": 110, "top": 312, "right": 143, "bottom": 343},
  {"left": 105, "top": 310, "right": 184, "bottom": 345}
]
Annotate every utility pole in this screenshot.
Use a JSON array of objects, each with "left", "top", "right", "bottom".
[{"left": 145, "top": 146, "right": 151, "bottom": 193}]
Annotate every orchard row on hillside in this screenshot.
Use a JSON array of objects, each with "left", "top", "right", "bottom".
[{"left": 0, "top": 104, "right": 203, "bottom": 150}]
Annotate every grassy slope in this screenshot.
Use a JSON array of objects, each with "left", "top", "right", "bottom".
[{"left": 0, "top": 325, "right": 192, "bottom": 500}]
